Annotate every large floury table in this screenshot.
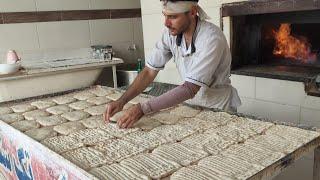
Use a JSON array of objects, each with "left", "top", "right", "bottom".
[{"left": 0, "top": 85, "right": 319, "bottom": 180}]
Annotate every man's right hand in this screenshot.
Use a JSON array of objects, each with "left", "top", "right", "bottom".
[{"left": 104, "top": 100, "right": 125, "bottom": 123}]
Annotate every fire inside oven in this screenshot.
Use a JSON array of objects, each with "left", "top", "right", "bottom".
[{"left": 261, "top": 23, "right": 320, "bottom": 67}]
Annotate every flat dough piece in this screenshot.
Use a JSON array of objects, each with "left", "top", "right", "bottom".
[
  {"left": 100, "top": 123, "right": 140, "bottom": 138},
  {"left": 25, "top": 126, "right": 57, "bottom": 141},
  {"left": 177, "top": 118, "right": 219, "bottom": 133},
  {"left": 69, "top": 128, "right": 114, "bottom": 146},
  {"left": 42, "top": 136, "right": 83, "bottom": 154},
  {"left": 151, "top": 111, "right": 184, "bottom": 125},
  {"left": 170, "top": 105, "right": 200, "bottom": 118},
  {"left": 133, "top": 116, "right": 162, "bottom": 131},
  {"left": 229, "top": 117, "right": 274, "bottom": 134},
  {"left": 222, "top": 143, "right": 285, "bottom": 167},
  {"left": 69, "top": 101, "right": 94, "bottom": 110},
  {"left": 123, "top": 131, "right": 169, "bottom": 150},
  {"left": 61, "top": 111, "right": 90, "bottom": 121},
  {"left": 90, "top": 163, "right": 149, "bottom": 180},
  {"left": 23, "top": 110, "right": 50, "bottom": 121},
  {"left": 150, "top": 124, "right": 196, "bottom": 142},
  {"left": 120, "top": 153, "right": 181, "bottom": 179},
  {"left": 110, "top": 111, "right": 124, "bottom": 123},
  {"left": 89, "top": 86, "right": 114, "bottom": 97},
  {"left": 153, "top": 143, "right": 209, "bottom": 166},
  {"left": 0, "top": 113, "right": 24, "bottom": 124},
  {"left": 31, "top": 100, "right": 56, "bottom": 109},
  {"left": 181, "top": 133, "right": 235, "bottom": 154},
  {"left": 11, "top": 120, "right": 40, "bottom": 132},
  {"left": 46, "top": 105, "right": 72, "bottom": 115},
  {"left": 36, "top": 115, "right": 67, "bottom": 126},
  {"left": 87, "top": 96, "right": 111, "bottom": 105},
  {"left": 62, "top": 147, "right": 108, "bottom": 170},
  {"left": 11, "top": 104, "right": 37, "bottom": 113},
  {"left": 93, "top": 139, "right": 146, "bottom": 163},
  {"left": 198, "top": 154, "right": 264, "bottom": 180},
  {"left": 0, "top": 107, "right": 13, "bottom": 115},
  {"left": 81, "top": 115, "right": 105, "bottom": 129},
  {"left": 129, "top": 96, "right": 149, "bottom": 104},
  {"left": 53, "top": 121, "right": 86, "bottom": 135},
  {"left": 106, "top": 92, "right": 123, "bottom": 101},
  {"left": 84, "top": 105, "right": 106, "bottom": 116},
  {"left": 195, "top": 111, "right": 234, "bottom": 126},
  {"left": 171, "top": 165, "right": 233, "bottom": 180},
  {"left": 73, "top": 91, "right": 96, "bottom": 100},
  {"left": 52, "top": 95, "right": 77, "bottom": 105}
]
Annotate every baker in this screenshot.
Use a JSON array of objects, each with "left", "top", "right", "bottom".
[{"left": 104, "top": 0, "right": 241, "bottom": 128}]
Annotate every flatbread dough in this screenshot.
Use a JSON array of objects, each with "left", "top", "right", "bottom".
[
  {"left": 46, "top": 105, "right": 72, "bottom": 115},
  {"left": 73, "top": 91, "right": 96, "bottom": 100},
  {"left": 123, "top": 131, "right": 169, "bottom": 150},
  {"left": 89, "top": 86, "right": 114, "bottom": 97},
  {"left": 90, "top": 163, "right": 149, "bottom": 180},
  {"left": 151, "top": 111, "right": 184, "bottom": 125},
  {"left": 110, "top": 111, "right": 124, "bottom": 123},
  {"left": 93, "top": 139, "right": 147, "bottom": 163},
  {"left": 36, "top": 115, "right": 68, "bottom": 126},
  {"left": 228, "top": 117, "right": 274, "bottom": 134},
  {"left": 62, "top": 147, "right": 108, "bottom": 170},
  {"left": 25, "top": 126, "right": 58, "bottom": 141},
  {"left": 61, "top": 111, "right": 90, "bottom": 121},
  {"left": 99, "top": 123, "right": 140, "bottom": 138},
  {"left": 52, "top": 95, "right": 77, "bottom": 105},
  {"left": 87, "top": 96, "right": 111, "bottom": 105},
  {"left": 11, "top": 120, "right": 40, "bottom": 132},
  {"left": 31, "top": 100, "right": 56, "bottom": 109},
  {"left": 23, "top": 110, "right": 50, "bottom": 121},
  {"left": 133, "top": 116, "right": 162, "bottom": 131},
  {"left": 11, "top": 104, "right": 37, "bottom": 113},
  {"left": 69, "top": 128, "right": 114, "bottom": 146},
  {"left": 0, "top": 113, "right": 24, "bottom": 124},
  {"left": 177, "top": 118, "right": 219, "bottom": 133},
  {"left": 195, "top": 111, "right": 234, "bottom": 126},
  {"left": 205, "top": 125, "right": 255, "bottom": 143},
  {"left": 81, "top": 115, "right": 105, "bottom": 129},
  {"left": 150, "top": 125, "right": 196, "bottom": 142},
  {"left": 170, "top": 105, "right": 200, "bottom": 118},
  {"left": 53, "top": 121, "right": 86, "bottom": 135},
  {"left": 153, "top": 143, "right": 209, "bottom": 166},
  {"left": 84, "top": 105, "right": 106, "bottom": 116},
  {"left": 106, "top": 92, "right": 123, "bottom": 101},
  {"left": 120, "top": 153, "right": 181, "bottom": 179},
  {"left": 0, "top": 107, "right": 13, "bottom": 115},
  {"left": 42, "top": 135, "right": 84, "bottom": 154},
  {"left": 69, "top": 101, "right": 94, "bottom": 110}
]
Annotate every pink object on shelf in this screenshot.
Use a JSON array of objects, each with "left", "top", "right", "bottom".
[{"left": 6, "top": 50, "right": 20, "bottom": 64}]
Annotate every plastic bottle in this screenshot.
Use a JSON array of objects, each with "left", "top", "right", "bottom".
[{"left": 137, "top": 58, "right": 142, "bottom": 73}]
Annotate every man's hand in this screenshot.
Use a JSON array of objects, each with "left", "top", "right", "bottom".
[
  {"left": 104, "top": 100, "right": 125, "bottom": 123},
  {"left": 117, "top": 104, "right": 144, "bottom": 129}
]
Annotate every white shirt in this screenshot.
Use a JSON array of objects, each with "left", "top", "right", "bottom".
[{"left": 146, "top": 18, "right": 241, "bottom": 110}]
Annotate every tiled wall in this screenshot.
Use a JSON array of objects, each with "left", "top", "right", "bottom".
[
  {"left": 140, "top": 0, "right": 320, "bottom": 128},
  {"left": 0, "top": 0, "right": 144, "bottom": 65}
]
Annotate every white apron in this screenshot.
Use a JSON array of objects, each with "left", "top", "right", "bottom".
[{"left": 173, "top": 45, "right": 241, "bottom": 111}]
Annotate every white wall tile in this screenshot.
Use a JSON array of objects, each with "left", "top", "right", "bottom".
[
  {"left": 133, "top": 18, "right": 145, "bottom": 60},
  {"left": 302, "top": 95, "right": 320, "bottom": 111},
  {"left": 256, "top": 77, "right": 305, "bottom": 106},
  {"left": 204, "top": 7, "right": 221, "bottom": 26},
  {"left": 90, "top": 0, "right": 140, "bottom": 9},
  {"left": 140, "top": 0, "right": 162, "bottom": 15},
  {"left": 246, "top": 99, "right": 300, "bottom": 124},
  {"left": 0, "top": 24, "right": 39, "bottom": 51},
  {"left": 300, "top": 108, "right": 320, "bottom": 128},
  {"left": 90, "top": 19, "right": 133, "bottom": 45},
  {"left": 142, "top": 14, "right": 164, "bottom": 49},
  {"left": 37, "top": 21, "right": 90, "bottom": 49},
  {"left": 35, "top": 0, "right": 90, "bottom": 11},
  {"left": 230, "top": 74, "right": 255, "bottom": 98},
  {"left": 0, "top": 0, "right": 36, "bottom": 12}
]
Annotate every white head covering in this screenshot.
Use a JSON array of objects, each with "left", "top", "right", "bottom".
[{"left": 162, "top": 0, "right": 211, "bottom": 20}]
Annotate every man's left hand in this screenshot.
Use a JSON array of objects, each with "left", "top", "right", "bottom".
[{"left": 117, "top": 104, "right": 144, "bottom": 129}]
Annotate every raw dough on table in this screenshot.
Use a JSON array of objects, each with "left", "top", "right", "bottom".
[
  {"left": 73, "top": 91, "right": 96, "bottom": 101},
  {"left": 46, "top": 105, "right": 72, "bottom": 115},
  {"left": 69, "top": 101, "right": 94, "bottom": 110},
  {"left": 11, "top": 120, "right": 40, "bottom": 132},
  {"left": 0, "top": 107, "right": 13, "bottom": 115},
  {"left": 69, "top": 128, "right": 114, "bottom": 145},
  {"left": 53, "top": 121, "right": 86, "bottom": 135},
  {"left": 25, "top": 126, "right": 57, "bottom": 141},
  {"left": 87, "top": 96, "right": 111, "bottom": 105},
  {"left": 42, "top": 135, "right": 83, "bottom": 154},
  {"left": 170, "top": 105, "right": 201, "bottom": 118},
  {"left": 99, "top": 123, "right": 139, "bottom": 138},
  {"left": 61, "top": 110, "right": 90, "bottom": 121},
  {"left": 89, "top": 86, "right": 114, "bottom": 97},
  {"left": 133, "top": 116, "right": 162, "bottom": 131},
  {"left": 31, "top": 100, "right": 56, "bottom": 109},
  {"left": 52, "top": 96, "right": 77, "bottom": 105},
  {"left": 23, "top": 110, "right": 50, "bottom": 121},
  {"left": 80, "top": 115, "right": 105, "bottom": 129},
  {"left": 151, "top": 111, "right": 184, "bottom": 125},
  {"left": 84, "top": 105, "right": 106, "bottom": 116},
  {"left": 36, "top": 115, "right": 68, "bottom": 126},
  {"left": 11, "top": 104, "right": 37, "bottom": 113},
  {"left": 0, "top": 113, "right": 24, "bottom": 124}
]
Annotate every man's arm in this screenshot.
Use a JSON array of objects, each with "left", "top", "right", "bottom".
[{"left": 104, "top": 66, "right": 158, "bottom": 122}]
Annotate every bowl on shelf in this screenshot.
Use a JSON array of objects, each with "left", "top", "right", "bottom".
[{"left": 0, "top": 63, "right": 21, "bottom": 75}]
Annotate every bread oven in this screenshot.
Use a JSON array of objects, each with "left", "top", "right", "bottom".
[{"left": 222, "top": 0, "right": 320, "bottom": 96}]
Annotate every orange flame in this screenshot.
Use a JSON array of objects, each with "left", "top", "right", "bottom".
[{"left": 273, "top": 23, "right": 316, "bottom": 63}]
